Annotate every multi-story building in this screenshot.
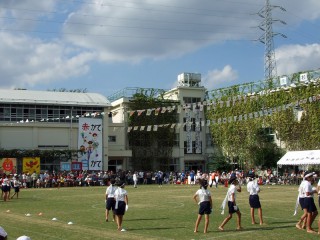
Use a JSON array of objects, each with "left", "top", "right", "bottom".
[
  {"left": 0, "top": 89, "right": 131, "bottom": 172},
  {"left": 0, "top": 73, "right": 214, "bottom": 173},
  {"left": 109, "top": 73, "right": 215, "bottom": 172}
]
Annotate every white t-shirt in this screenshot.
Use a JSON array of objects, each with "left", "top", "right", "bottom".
[
  {"left": 303, "top": 181, "right": 313, "bottom": 198},
  {"left": 133, "top": 174, "right": 137, "bottom": 181},
  {"left": 247, "top": 181, "right": 259, "bottom": 195},
  {"left": 298, "top": 180, "right": 306, "bottom": 198},
  {"left": 106, "top": 185, "right": 117, "bottom": 198},
  {"left": 227, "top": 184, "right": 237, "bottom": 202},
  {"left": 13, "top": 179, "right": 20, "bottom": 187},
  {"left": 195, "top": 188, "right": 211, "bottom": 203},
  {"left": 115, "top": 188, "right": 127, "bottom": 202}
]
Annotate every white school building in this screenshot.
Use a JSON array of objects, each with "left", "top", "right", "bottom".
[{"left": 0, "top": 73, "right": 215, "bottom": 172}]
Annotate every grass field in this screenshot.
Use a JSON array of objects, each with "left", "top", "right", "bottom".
[{"left": 1, "top": 184, "right": 319, "bottom": 240}]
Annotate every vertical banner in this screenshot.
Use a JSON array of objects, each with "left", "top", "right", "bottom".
[
  {"left": 0, "top": 158, "right": 17, "bottom": 174},
  {"left": 195, "top": 109, "right": 202, "bottom": 154},
  {"left": 23, "top": 157, "right": 40, "bottom": 174},
  {"left": 186, "top": 111, "right": 193, "bottom": 153},
  {"left": 78, "top": 118, "right": 103, "bottom": 171}
]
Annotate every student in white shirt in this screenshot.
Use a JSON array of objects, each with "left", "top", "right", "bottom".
[
  {"left": 303, "top": 171, "right": 318, "bottom": 234},
  {"left": 247, "top": 173, "right": 263, "bottom": 225},
  {"left": 114, "top": 182, "right": 128, "bottom": 232},
  {"left": 193, "top": 179, "right": 212, "bottom": 233},
  {"left": 295, "top": 174, "right": 307, "bottom": 229},
  {"left": 10, "top": 175, "right": 21, "bottom": 199},
  {"left": 105, "top": 179, "right": 117, "bottom": 222},
  {"left": 219, "top": 176, "right": 242, "bottom": 231},
  {"left": 132, "top": 172, "right": 138, "bottom": 188}
]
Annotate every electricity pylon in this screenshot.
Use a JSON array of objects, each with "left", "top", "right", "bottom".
[{"left": 258, "top": 0, "right": 286, "bottom": 86}]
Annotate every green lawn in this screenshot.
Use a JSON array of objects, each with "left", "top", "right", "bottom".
[{"left": 1, "top": 184, "right": 319, "bottom": 240}]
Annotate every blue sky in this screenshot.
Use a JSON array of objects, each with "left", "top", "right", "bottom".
[{"left": 0, "top": 0, "right": 320, "bottom": 97}]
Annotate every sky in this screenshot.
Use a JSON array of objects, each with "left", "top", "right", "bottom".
[{"left": 0, "top": 0, "right": 320, "bottom": 98}]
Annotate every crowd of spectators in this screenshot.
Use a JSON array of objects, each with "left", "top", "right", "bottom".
[{"left": 1, "top": 168, "right": 318, "bottom": 190}]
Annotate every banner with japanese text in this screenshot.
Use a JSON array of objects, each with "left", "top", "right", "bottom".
[
  {"left": 0, "top": 158, "right": 17, "bottom": 174},
  {"left": 78, "top": 118, "right": 103, "bottom": 171},
  {"left": 23, "top": 157, "right": 40, "bottom": 174}
]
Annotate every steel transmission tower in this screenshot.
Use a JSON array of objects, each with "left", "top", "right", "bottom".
[{"left": 258, "top": 0, "right": 286, "bottom": 84}]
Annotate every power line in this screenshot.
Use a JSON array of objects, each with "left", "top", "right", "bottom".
[
  {"left": 0, "top": 27, "right": 255, "bottom": 41},
  {"left": 0, "top": 16, "right": 257, "bottom": 35}
]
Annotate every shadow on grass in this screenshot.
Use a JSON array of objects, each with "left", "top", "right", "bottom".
[
  {"left": 269, "top": 221, "right": 297, "bottom": 224},
  {"left": 126, "top": 217, "right": 169, "bottom": 221},
  {"left": 214, "top": 224, "right": 294, "bottom": 233},
  {"left": 128, "top": 226, "right": 186, "bottom": 231}
]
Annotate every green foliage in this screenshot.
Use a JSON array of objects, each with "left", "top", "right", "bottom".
[
  {"left": 207, "top": 155, "right": 232, "bottom": 172},
  {"left": 0, "top": 149, "right": 77, "bottom": 159},
  {"left": 206, "top": 83, "right": 320, "bottom": 170},
  {"left": 128, "top": 89, "right": 178, "bottom": 171}
]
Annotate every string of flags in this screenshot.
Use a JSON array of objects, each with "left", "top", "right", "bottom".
[
  {"left": 127, "top": 92, "right": 320, "bottom": 116},
  {"left": 126, "top": 94, "right": 320, "bottom": 132},
  {"left": 13, "top": 94, "right": 320, "bottom": 131}
]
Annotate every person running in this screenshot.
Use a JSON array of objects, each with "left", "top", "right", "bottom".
[
  {"left": 105, "top": 178, "right": 117, "bottom": 222},
  {"left": 247, "top": 173, "right": 263, "bottom": 225},
  {"left": 114, "top": 181, "right": 128, "bottom": 232},
  {"left": 303, "top": 171, "right": 318, "bottom": 234},
  {"left": 193, "top": 179, "right": 212, "bottom": 233},
  {"left": 295, "top": 172, "right": 308, "bottom": 230},
  {"left": 219, "top": 176, "right": 242, "bottom": 231},
  {"left": 11, "top": 174, "right": 21, "bottom": 199}
]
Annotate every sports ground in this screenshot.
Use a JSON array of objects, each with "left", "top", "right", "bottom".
[{"left": 1, "top": 184, "right": 319, "bottom": 240}]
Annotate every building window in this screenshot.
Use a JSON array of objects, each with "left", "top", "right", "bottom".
[
  {"left": 183, "top": 118, "right": 202, "bottom": 132},
  {"left": 0, "top": 104, "right": 103, "bottom": 123},
  {"left": 183, "top": 97, "right": 201, "bottom": 104},
  {"left": 108, "top": 136, "right": 116, "bottom": 142},
  {"left": 173, "top": 133, "right": 179, "bottom": 147},
  {"left": 184, "top": 141, "right": 202, "bottom": 154},
  {"left": 169, "top": 158, "right": 179, "bottom": 172},
  {"left": 108, "top": 159, "right": 123, "bottom": 172}
]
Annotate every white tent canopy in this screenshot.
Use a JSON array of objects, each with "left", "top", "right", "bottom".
[{"left": 277, "top": 150, "right": 320, "bottom": 166}]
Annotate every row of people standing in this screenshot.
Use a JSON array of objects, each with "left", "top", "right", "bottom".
[{"left": 193, "top": 173, "right": 263, "bottom": 233}]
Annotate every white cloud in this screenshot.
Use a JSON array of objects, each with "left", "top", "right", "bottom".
[
  {"left": 0, "top": 0, "right": 320, "bottom": 90},
  {"left": 62, "top": 0, "right": 259, "bottom": 62},
  {"left": 203, "top": 65, "right": 238, "bottom": 89},
  {"left": 276, "top": 43, "right": 320, "bottom": 75},
  {"left": 0, "top": 32, "right": 95, "bottom": 89}
]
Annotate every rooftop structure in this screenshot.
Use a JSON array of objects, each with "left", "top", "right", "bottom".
[{"left": 0, "top": 89, "right": 111, "bottom": 107}]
